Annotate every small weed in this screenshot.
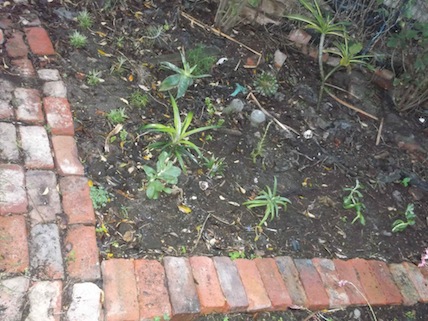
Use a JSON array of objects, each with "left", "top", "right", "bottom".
[
  {"left": 140, "top": 24, "right": 168, "bottom": 47},
  {"left": 130, "top": 91, "right": 149, "bottom": 108},
  {"left": 392, "top": 204, "right": 416, "bottom": 233},
  {"left": 401, "top": 177, "right": 411, "bottom": 187},
  {"left": 106, "top": 107, "right": 128, "bottom": 124},
  {"left": 110, "top": 56, "right": 128, "bottom": 75},
  {"left": 77, "top": 10, "right": 93, "bottom": 29},
  {"left": 69, "top": 31, "right": 87, "bottom": 48},
  {"left": 87, "top": 70, "right": 103, "bottom": 86},
  {"left": 66, "top": 250, "right": 76, "bottom": 263},
  {"left": 251, "top": 121, "right": 272, "bottom": 167},
  {"left": 228, "top": 250, "right": 246, "bottom": 260},
  {"left": 95, "top": 223, "right": 109, "bottom": 236},
  {"left": 203, "top": 154, "right": 226, "bottom": 178},
  {"left": 253, "top": 71, "right": 279, "bottom": 97},
  {"left": 187, "top": 44, "right": 217, "bottom": 75},
  {"left": 90, "top": 186, "right": 111, "bottom": 209},
  {"left": 152, "top": 314, "right": 171, "bottom": 321},
  {"left": 404, "top": 310, "right": 416, "bottom": 320},
  {"left": 343, "top": 179, "right": 366, "bottom": 225}
]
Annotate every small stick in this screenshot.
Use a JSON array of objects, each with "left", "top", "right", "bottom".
[
  {"left": 247, "top": 92, "right": 300, "bottom": 135},
  {"left": 375, "top": 117, "right": 384, "bottom": 146},
  {"left": 191, "top": 212, "right": 211, "bottom": 253},
  {"left": 324, "top": 82, "right": 360, "bottom": 99},
  {"left": 326, "top": 91, "right": 379, "bottom": 121}
]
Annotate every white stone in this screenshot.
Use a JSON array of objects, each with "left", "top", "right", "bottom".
[
  {"left": 19, "top": 126, "right": 54, "bottom": 168},
  {"left": 67, "top": 283, "right": 103, "bottom": 321},
  {"left": 37, "top": 69, "right": 61, "bottom": 81},
  {"left": 43, "top": 81, "right": 67, "bottom": 98},
  {"left": 0, "top": 277, "right": 30, "bottom": 321},
  {"left": 25, "top": 281, "right": 62, "bottom": 321}
]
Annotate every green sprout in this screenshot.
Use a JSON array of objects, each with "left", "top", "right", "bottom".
[
  {"left": 90, "top": 186, "right": 111, "bottom": 209},
  {"left": 343, "top": 179, "right": 366, "bottom": 225},
  {"left": 77, "top": 10, "right": 93, "bottom": 29},
  {"left": 69, "top": 31, "right": 88, "bottom": 49},
  {"left": 392, "top": 204, "right": 416, "bottom": 233},
  {"left": 203, "top": 154, "right": 226, "bottom": 178},
  {"left": 130, "top": 91, "right": 149, "bottom": 108},
  {"left": 87, "top": 70, "right": 103, "bottom": 86},
  {"left": 106, "top": 107, "right": 128, "bottom": 124}
]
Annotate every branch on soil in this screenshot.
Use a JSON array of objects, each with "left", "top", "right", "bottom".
[{"left": 326, "top": 90, "right": 379, "bottom": 121}]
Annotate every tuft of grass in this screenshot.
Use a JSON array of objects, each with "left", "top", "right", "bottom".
[
  {"left": 106, "top": 107, "right": 128, "bottom": 124},
  {"left": 70, "top": 31, "right": 87, "bottom": 48},
  {"left": 187, "top": 44, "right": 217, "bottom": 76},
  {"left": 77, "top": 10, "right": 93, "bottom": 29},
  {"left": 86, "top": 70, "right": 103, "bottom": 86},
  {"left": 130, "top": 91, "right": 149, "bottom": 108}
]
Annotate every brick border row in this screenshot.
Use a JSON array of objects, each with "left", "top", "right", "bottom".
[{"left": 0, "top": 7, "right": 426, "bottom": 321}]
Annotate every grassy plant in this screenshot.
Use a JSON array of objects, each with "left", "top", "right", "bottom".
[
  {"left": 110, "top": 56, "right": 127, "bottom": 75},
  {"left": 69, "top": 31, "right": 87, "bottom": 48},
  {"left": 87, "top": 70, "right": 103, "bottom": 86},
  {"left": 214, "top": 0, "right": 247, "bottom": 31},
  {"left": 187, "top": 44, "right": 217, "bottom": 76},
  {"left": 143, "top": 151, "right": 181, "bottom": 200},
  {"left": 203, "top": 154, "right": 226, "bottom": 178},
  {"left": 243, "top": 177, "right": 291, "bottom": 227},
  {"left": 140, "top": 24, "right": 168, "bottom": 47},
  {"left": 130, "top": 91, "right": 149, "bottom": 108},
  {"left": 141, "top": 96, "right": 219, "bottom": 171},
  {"left": 159, "top": 49, "right": 211, "bottom": 99},
  {"left": 392, "top": 204, "right": 416, "bottom": 233},
  {"left": 343, "top": 179, "right": 366, "bottom": 225},
  {"left": 251, "top": 121, "right": 272, "bottom": 168},
  {"left": 77, "top": 10, "right": 93, "bottom": 29},
  {"left": 228, "top": 250, "right": 245, "bottom": 260},
  {"left": 253, "top": 71, "right": 279, "bottom": 97},
  {"left": 106, "top": 107, "right": 128, "bottom": 124},
  {"left": 401, "top": 177, "right": 411, "bottom": 187},
  {"left": 90, "top": 186, "right": 111, "bottom": 209}
]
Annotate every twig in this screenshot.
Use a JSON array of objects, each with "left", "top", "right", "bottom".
[
  {"left": 375, "top": 117, "right": 384, "bottom": 146},
  {"left": 191, "top": 212, "right": 211, "bottom": 253},
  {"left": 180, "top": 11, "right": 262, "bottom": 68},
  {"left": 324, "top": 82, "right": 360, "bottom": 99},
  {"left": 247, "top": 92, "right": 300, "bottom": 135},
  {"left": 326, "top": 90, "right": 379, "bottom": 121}
]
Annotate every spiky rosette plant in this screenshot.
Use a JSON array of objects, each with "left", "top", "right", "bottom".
[{"left": 253, "top": 71, "right": 279, "bottom": 96}]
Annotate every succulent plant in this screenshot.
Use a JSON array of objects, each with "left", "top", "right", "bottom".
[{"left": 253, "top": 71, "right": 279, "bottom": 96}]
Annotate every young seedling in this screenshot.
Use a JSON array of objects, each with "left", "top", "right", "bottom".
[
  {"left": 392, "top": 203, "right": 416, "bottom": 232},
  {"left": 343, "top": 179, "right": 366, "bottom": 225},
  {"left": 142, "top": 151, "right": 181, "bottom": 200},
  {"left": 90, "top": 185, "right": 111, "bottom": 209},
  {"left": 77, "top": 10, "right": 93, "bottom": 29},
  {"left": 253, "top": 71, "right": 279, "bottom": 97},
  {"left": 187, "top": 44, "right": 217, "bottom": 76},
  {"left": 70, "top": 31, "right": 87, "bottom": 48},
  {"left": 159, "top": 49, "right": 211, "bottom": 99},
  {"left": 243, "top": 177, "right": 291, "bottom": 228},
  {"left": 251, "top": 121, "right": 272, "bottom": 167},
  {"left": 106, "top": 108, "right": 128, "bottom": 124},
  {"left": 130, "top": 91, "right": 149, "bottom": 108},
  {"left": 87, "top": 70, "right": 104, "bottom": 86},
  {"left": 203, "top": 154, "right": 226, "bottom": 178}
]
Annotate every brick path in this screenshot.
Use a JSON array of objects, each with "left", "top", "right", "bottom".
[{"left": 0, "top": 6, "right": 427, "bottom": 321}]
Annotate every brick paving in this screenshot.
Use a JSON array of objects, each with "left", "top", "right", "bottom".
[{"left": 0, "top": 5, "right": 427, "bottom": 321}]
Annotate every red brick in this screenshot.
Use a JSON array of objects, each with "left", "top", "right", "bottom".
[
  {"left": 255, "top": 258, "right": 292, "bottom": 310},
  {"left": 234, "top": 259, "right": 271, "bottom": 312},
  {"left": 312, "top": 258, "right": 350, "bottom": 308},
  {"left": 368, "top": 260, "right": 402, "bottom": 305},
  {"left": 59, "top": 176, "right": 95, "bottom": 225},
  {"left": 0, "top": 164, "right": 28, "bottom": 215},
  {"left": 0, "top": 100, "right": 13, "bottom": 120},
  {"left": 294, "top": 259, "right": 329, "bottom": 310},
  {"left": 20, "top": 126, "right": 54, "bottom": 169},
  {"left": 0, "top": 215, "right": 29, "bottom": 273},
  {"left": 11, "top": 58, "right": 36, "bottom": 77},
  {"left": 51, "top": 135, "right": 84, "bottom": 176},
  {"left": 275, "top": 256, "right": 308, "bottom": 307},
  {"left": 164, "top": 257, "right": 200, "bottom": 321},
  {"left": 0, "top": 18, "right": 13, "bottom": 29},
  {"left": 213, "top": 256, "right": 249, "bottom": 312},
  {"left": 65, "top": 225, "right": 100, "bottom": 281},
  {"left": 24, "top": 27, "right": 55, "bottom": 56},
  {"left": 288, "top": 29, "right": 311, "bottom": 45},
  {"left": 102, "top": 259, "right": 139, "bottom": 321},
  {"left": 134, "top": 259, "right": 172, "bottom": 320},
  {"left": 14, "top": 88, "right": 43, "bottom": 124},
  {"left": 389, "top": 263, "right": 420, "bottom": 305},
  {"left": 189, "top": 256, "right": 228, "bottom": 314},
  {"left": 5, "top": 31, "right": 28, "bottom": 58},
  {"left": 350, "top": 258, "right": 387, "bottom": 306},
  {"left": 333, "top": 259, "right": 368, "bottom": 306},
  {"left": 43, "top": 97, "right": 74, "bottom": 135},
  {"left": 402, "top": 262, "right": 428, "bottom": 303},
  {"left": 0, "top": 29, "right": 4, "bottom": 45}
]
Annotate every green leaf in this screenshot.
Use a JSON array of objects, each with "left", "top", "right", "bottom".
[
  {"left": 160, "top": 61, "right": 184, "bottom": 75},
  {"left": 349, "top": 43, "right": 362, "bottom": 55},
  {"left": 142, "top": 165, "right": 156, "bottom": 177},
  {"left": 159, "top": 74, "right": 181, "bottom": 91},
  {"left": 176, "top": 76, "right": 193, "bottom": 99}
]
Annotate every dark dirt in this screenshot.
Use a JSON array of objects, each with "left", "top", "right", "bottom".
[{"left": 5, "top": 0, "right": 428, "bottom": 319}]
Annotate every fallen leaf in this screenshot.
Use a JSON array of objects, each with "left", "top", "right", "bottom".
[
  {"left": 122, "top": 230, "right": 134, "bottom": 242},
  {"left": 178, "top": 204, "right": 192, "bottom": 214}
]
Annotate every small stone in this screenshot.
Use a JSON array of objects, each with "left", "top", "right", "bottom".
[
  {"left": 353, "top": 308, "right": 361, "bottom": 319},
  {"left": 38, "top": 69, "right": 61, "bottom": 81},
  {"left": 67, "top": 283, "right": 103, "bottom": 321},
  {"left": 25, "top": 281, "right": 62, "bottom": 321},
  {"left": 273, "top": 49, "right": 287, "bottom": 70}
]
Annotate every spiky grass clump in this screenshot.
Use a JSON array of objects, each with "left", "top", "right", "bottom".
[
  {"left": 253, "top": 71, "right": 279, "bottom": 97},
  {"left": 70, "top": 31, "right": 87, "bottom": 49}
]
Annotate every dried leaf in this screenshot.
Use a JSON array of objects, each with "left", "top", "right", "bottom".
[
  {"left": 178, "top": 204, "right": 192, "bottom": 214},
  {"left": 122, "top": 230, "right": 134, "bottom": 242}
]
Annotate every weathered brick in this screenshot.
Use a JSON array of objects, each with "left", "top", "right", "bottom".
[
  {"left": 51, "top": 135, "right": 84, "bottom": 175},
  {"left": 389, "top": 263, "right": 420, "bottom": 306},
  {"left": 65, "top": 225, "right": 100, "bottom": 281},
  {"left": 312, "top": 258, "right": 350, "bottom": 308},
  {"left": 402, "top": 262, "right": 428, "bottom": 303},
  {"left": 0, "top": 215, "right": 29, "bottom": 273},
  {"left": 43, "top": 80, "right": 67, "bottom": 98},
  {"left": 20, "top": 125, "right": 54, "bottom": 169},
  {"left": 164, "top": 257, "right": 200, "bottom": 321},
  {"left": 189, "top": 256, "right": 228, "bottom": 314},
  {"left": 37, "top": 69, "right": 61, "bottom": 81},
  {"left": 0, "top": 164, "right": 28, "bottom": 215},
  {"left": 134, "top": 259, "right": 172, "bottom": 320},
  {"left": 0, "top": 122, "right": 19, "bottom": 161},
  {"left": 30, "top": 223, "right": 64, "bottom": 280},
  {"left": 24, "top": 27, "right": 55, "bottom": 56},
  {"left": 0, "top": 100, "right": 13, "bottom": 120},
  {"left": 0, "top": 277, "right": 30, "bottom": 321},
  {"left": 368, "top": 260, "right": 403, "bottom": 305},
  {"left": 11, "top": 58, "right": 36, "bottom": 77},
  {"left": 43, "top": 97, "right": 74, "bottom": 135},
  {"left": 26, "top": 281, "right": 62, "bottom": 321},
  {"left": 14, "top": 88, "right": 43, "bottom": 124},
  {"left": 350, "top": 258, "right": 387, "bottom": 306},
  {"left": 102, "top": 259, "right": 139, "bottom": 321},
  {"left": 294, "top": 259, "right": 330, "bottom": 310},
  {"left": 255, "top": 258, "right": 292, "bottom": 310},
  {"left": 333, "top": 259, "right": 367, "bottom": 306},
  {"left": 60, "top": 176, "right": 95, "bottom": 224},
  {"left": 5, "top": 31, "right": 28, "bottom": 58},
  {"left": 67, "top": 282, "right": 104, "bottom": 321},
  {"left": 213, "top": 256, "right": 249, "bottom": 312},
  {"left": 26, "top": 170, "right": 61, "bottom": 225},
  {"left": 275, "top": 256, "right": 308, "bottom": 307},
  {"left": 0, "top": 29, "right": 4, "bottom": 45}
]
